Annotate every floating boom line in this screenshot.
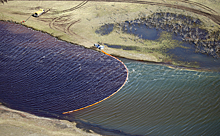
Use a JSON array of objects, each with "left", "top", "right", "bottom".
[{"left": 62, "top": 50, "right": 128, "bottom": 114}]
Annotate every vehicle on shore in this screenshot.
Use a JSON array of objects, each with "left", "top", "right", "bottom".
[
  {"left": 94, "top": 43, "right": 104, "bottom": 50},
  {"left": 33, "top": 9, "right": 45, "bottom": 17}
]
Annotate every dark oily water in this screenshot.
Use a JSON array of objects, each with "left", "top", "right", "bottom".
[
  {"left": 0, "top": 21, "right": 127, "bottom": 117},
  {"left": 72, "top": 60, "right": 220, "bottom": 136}
]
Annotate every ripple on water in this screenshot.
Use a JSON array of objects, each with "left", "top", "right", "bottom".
[
  {"left": 72, "top": 61, "right": 220, "bottom": 136},
  {"left": 0, "top": 21, "right": 127, "bottom": 117}
]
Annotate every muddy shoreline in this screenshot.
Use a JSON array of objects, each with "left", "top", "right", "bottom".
[
  {"left": 0, "top": 103, "right": 141, "bottom": 136},
  {"left": 0, "top": 104, "right": 99, "bottom": 136}
]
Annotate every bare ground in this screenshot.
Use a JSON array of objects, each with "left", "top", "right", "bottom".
[{"left": 0, "top": 104, "right": 100, "bottom": 136}]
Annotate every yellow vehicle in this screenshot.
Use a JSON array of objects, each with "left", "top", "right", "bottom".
[{"left": 33, "top": 9, "right": 45, "bottom": 17}]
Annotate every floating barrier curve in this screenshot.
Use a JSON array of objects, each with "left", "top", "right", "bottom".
[{"left": 62, "top": 50, "right": 128, "bottom": 114}]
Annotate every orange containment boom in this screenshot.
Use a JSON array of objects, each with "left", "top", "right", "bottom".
[{"left": 62, "top": 50, "right": 128, "bottom": 114}]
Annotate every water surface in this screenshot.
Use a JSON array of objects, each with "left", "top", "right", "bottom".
[
  {"left": 72, "top": 60, "right": 220, "bottom": 135},
  {"left": 0, "top": 21, "right": 127, "bottom": 117}
]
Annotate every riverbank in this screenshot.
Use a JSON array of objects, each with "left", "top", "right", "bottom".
[{"left": 0, "top": 104, "right": 100, "bottom": 136}]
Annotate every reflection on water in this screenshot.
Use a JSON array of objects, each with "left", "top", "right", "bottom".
[
  {"left": 72, "top": 60, "right": 220, "bottom": 136},
  {"left": 167, "top": 41, "right": 220, "bottom": 70},
  {"left": 122, "top": 21, "right": 162, "bottom": 40}
]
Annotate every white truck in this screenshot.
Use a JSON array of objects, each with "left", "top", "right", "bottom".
[{"left": 94, "top": 43, "right": 104, "bottom": 50}]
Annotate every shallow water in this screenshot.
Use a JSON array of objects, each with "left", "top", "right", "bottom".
[
  {"left": 122, "top": 21, "right": 162, "bottom": 40},
  {"left": 167, "top": 41, "right": 220, "bottom": 70},
  {"left": 168, "top": 34, "right": 220, "bottom": 71},
  {"left": 72, "top": 60, "right": 220, "bottom": 135}
]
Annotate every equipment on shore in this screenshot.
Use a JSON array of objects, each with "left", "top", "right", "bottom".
[
  {"left": 94, "top": 43, "right": 104, "bottom": 50},
  {"left": 21, "top": 9, "right": 49, "bottom": 23},
  {"left": 33, "top": 9, "right": 45, "bottom": 17},
  {"left": 21, "top": 14, "right": 32, "bottom": 23}
]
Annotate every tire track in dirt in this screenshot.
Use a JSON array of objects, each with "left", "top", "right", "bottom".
[
  {"left": 83, "top": 0, "right": 220, "bottom": 25},
  {"left": 65, "top": 19, "right": 81, "bottom": 35},
  {"left": 170, "top": 0, "right": 219, "bottom": 15},
  {"left": 49, "top": 0, "right": 88, "bottom": 38},
  {"left": 21, "top": 0, "right": 220, "bottom": 25},
  {"left": 49, "top": 15, "right": 70, "bottom": 32},
  {"left": 60, "top": 0, "right": 88, "bottom": 13},
  {"left": 45, "top": 0, "right": 219, "bottom": 44},
  {"left": 65, "top": 19, "right": 92, "bottom": 42},
  {"left": 135, "top": 0, "right": 220, "bottom": 25},
  {"left": 49, "top": 16, "right": 61, "bottom": 30}
]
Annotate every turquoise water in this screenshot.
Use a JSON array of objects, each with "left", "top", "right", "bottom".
[{"left": 72, "top": 60, "right": 220, "bottom": 135}]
